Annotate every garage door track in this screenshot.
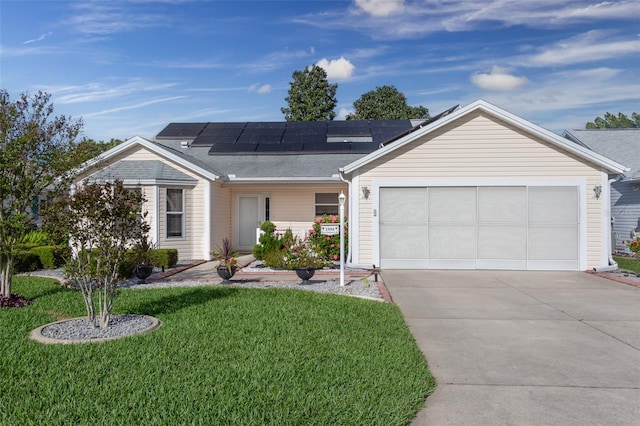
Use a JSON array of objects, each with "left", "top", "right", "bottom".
[{"left": 383, "top": 270, "right": 640, "bottom": 425}]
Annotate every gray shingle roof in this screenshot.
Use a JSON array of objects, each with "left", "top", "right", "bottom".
[
  {"left": 90, "top": 160, "right": 197, "bottom": 183},
  {"left": 564, "top": 129, "right": 640, "bottom": 179},
  {"left": 152, "top": 140, "right": 363, "bottom": 180}
]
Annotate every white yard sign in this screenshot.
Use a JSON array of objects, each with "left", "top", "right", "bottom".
[{"left": 320, "top": 224, "right": 339, "bottom": 235}]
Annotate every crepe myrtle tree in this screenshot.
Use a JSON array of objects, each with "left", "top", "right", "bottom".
[
  {"left": 0, "top": 90, "right": 83, "bottom": 300},
  {"left": 46, "top": 179, "right": 150, "bottom": 328}
]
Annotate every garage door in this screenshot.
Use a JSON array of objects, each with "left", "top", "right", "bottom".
[{"left": 379, "top": 186, "right": 579, "bottom": 270}]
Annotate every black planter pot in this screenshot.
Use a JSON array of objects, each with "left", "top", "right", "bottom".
[
  {"left": 295, "top": 267, "right": 316, "bottom": 281},
  {"left": 134, "top": 265, "right": 154, "bottom": 283},
  {"left": 217, "top": 266, "right": 237, "bottom": 281}
]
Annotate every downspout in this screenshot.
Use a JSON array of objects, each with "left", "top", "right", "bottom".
[
  {"left": 338, "top": 171, "right": 375, "bottom": 270},
  {"left": 593, "top": 175, "right": 622, "bottom": 272}
]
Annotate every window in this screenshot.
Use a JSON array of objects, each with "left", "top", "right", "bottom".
[
  {"left": 315, "top": 193, "right": 339, "bottom": 216},
  {"left": 265, "top": 196, "right": 270, "bottom": 221},
  {"left": 166, "top": 189, "right": 184, "bottom": 238}
]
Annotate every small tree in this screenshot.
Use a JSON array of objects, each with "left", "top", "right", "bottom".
[
  {"left": 281, "top": 65, "right": 338, "bottom": 121},
  {"left": 346, "top": 85, "right": 430, "bottom": 120},
  {"left": 0, "top": 90, "right": 82, "bottom": 299},
  {"left": 46, "top": 179, "right": 149, "bottom": 328}
]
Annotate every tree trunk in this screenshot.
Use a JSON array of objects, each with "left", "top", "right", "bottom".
[{"left": 0, "top": 253, "right": 13, "bottom": 298}]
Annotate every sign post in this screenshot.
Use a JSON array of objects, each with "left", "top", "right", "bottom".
[{"left": 338, "top": 191, "right": 346, "bottom": 287}]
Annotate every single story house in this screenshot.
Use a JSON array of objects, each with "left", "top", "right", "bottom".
[
  {"left": 77, "top": 100, "right": 626, "bottom": 271},
  {"left": 563, "top": 129, "right": 640, "bottom": 255}
]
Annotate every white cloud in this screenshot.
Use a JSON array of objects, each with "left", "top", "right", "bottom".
[
  {"left": 523, "top": 31, "right": 640, "bottom": 67},
  {"left": 298, "top": 1, "right": 640, "bottom": 40},
  {"left": 316, "top": 56, "right": 355, "bottom": 81},
  {"left": 336, "top": 107, "right": 352, "bottom": 120},
  {"left": 471, "top": 66, "right": 529, "bottom": 91},
  {"left": 83, "top": 96, "right": 187, "bottom": 118},
  {"left": 354, "top": 0, "right": 404, "bottom": 17},
  {"left": 249, "top": 84, "right": 272, "bottom": 94},
  {"left": 23, "top": 32, "right": 53, "bottom": 45},
  {"left": 68, "top": 3, "right": 171, "bottom": 35}
]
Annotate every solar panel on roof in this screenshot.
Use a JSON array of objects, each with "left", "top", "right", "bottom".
[
  {"left": 209, "top": 143, "right": 258, "bottom": 154},
  {"left": 157, "top": 123, "right": 207, "bottom": 139}
]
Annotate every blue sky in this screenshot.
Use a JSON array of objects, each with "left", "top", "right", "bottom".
[{"left": 1, "top": 0, "right": 639, "bottom": 142}]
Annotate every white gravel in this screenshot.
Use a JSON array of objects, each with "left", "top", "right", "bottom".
[{"left": 39, "top": 314, "right": 154, "bottom": 341}]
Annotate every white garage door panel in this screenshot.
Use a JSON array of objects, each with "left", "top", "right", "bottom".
[
  {"left": 380, "top": 188, "right": 427, "bottom": 222},
  {"left": 379, "top": 186, "right": 580, "bottom": 270},
  {"left": 379, "top": 224, "right": 427, "bottom": 259}
]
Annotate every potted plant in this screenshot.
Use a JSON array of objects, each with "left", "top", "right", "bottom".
[
  {"left": 287, "top": 239, "right": 328, "bottom": 282},
  {"left": 212, "top": 238, "right": 239, "bottom": 281},
  {"left": 132, "top": 238, "right": 155, "bottom": 283}
]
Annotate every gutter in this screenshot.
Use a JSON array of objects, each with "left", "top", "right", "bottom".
[{"left": 593, "top": 175, "right": 622, "bottom": 272}]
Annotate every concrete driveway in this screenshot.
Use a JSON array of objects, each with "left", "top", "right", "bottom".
[{"left": 382, "top": 270, "right": 640, "bottom": 426}]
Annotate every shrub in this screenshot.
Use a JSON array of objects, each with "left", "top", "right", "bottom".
[
  {"left": 308, "top": 214, "right": 348, "bottom": 262},
  {"left": 18, "top": 230, "right": 51, "bottom": 246},
  {"left": 119, "top": 248, "right": 180, "bottom": 278},
  {"left": 623, "top": 237, "right": 640, "bottom": 257},
  {"left": 253, "top": 221, "right": 283, "bottom": 260},
  {"left": 30, "top": 245, "right": 69, "bottom": 269},
  {"left": 13, "top": 250, "right": 42, "bottom": 273},
  {"left": 149, "top": 249, "right": 178, "bottom": 269},
  {"left": 0, "top": 293, "right": 33, "bottom": 308},
  {"left": 263, "top": 249, "right": 290, "bottom": 269}
]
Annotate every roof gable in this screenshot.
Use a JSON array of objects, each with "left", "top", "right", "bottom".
[
  {"left": 89, "top": 160, "right": 197, "bottom": 185},
  {"left": 341, "top": 99, "right": 627, "bottom": 175},
  {"left": 78, "top": 135, "right": 220, "bottom": 181}
]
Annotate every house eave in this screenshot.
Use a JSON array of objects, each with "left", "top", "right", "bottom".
[{"left": 225, "top": 176, "right": 343, "bottom": 184}]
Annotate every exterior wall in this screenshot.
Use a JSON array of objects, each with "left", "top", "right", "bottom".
[
  {"left": 79, "top": 146, "right": 208, "bottom": 262},
  {"left": 354, "top": 111, "right": 608, "bottom": 269},
  {"left": 612, "top": 180, "right": 640, "bottom": 253},
  {"left": 211, "top": 183, "right": 232, "bottom": 251},
  {"left": 228, "top": 182, "right": 348, "bottom": 248}
]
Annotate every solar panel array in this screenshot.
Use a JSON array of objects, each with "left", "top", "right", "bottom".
[{"left": 156, "top": 119, "right": 417, "bottom": 155}]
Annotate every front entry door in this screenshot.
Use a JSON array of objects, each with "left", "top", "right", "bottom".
[{"left": 238, "top": 196, "right": 260, "bottom": 249}]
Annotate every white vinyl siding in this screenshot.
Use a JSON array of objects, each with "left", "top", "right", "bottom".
[{"left": 355, "top": 111, "right": 606, "bottom": 269}]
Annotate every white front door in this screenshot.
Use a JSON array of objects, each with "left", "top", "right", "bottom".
[{"left": 238, "top": 196, "right": 260, "bottom": 249}]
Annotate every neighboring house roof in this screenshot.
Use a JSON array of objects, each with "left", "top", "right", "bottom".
[
  {"left": 156, "top": 119, "right": 418, "bottom": 154},
  {"left": 563, "top": 129, "right": 640, "bottom": 180},
  {"left": 341, "top": 99, "right": 627, "bottom": 175},
  {"left": 89, "top": 160, "right": 198, "bottom": 185}
]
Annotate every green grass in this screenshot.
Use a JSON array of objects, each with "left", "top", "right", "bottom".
[
  {"left": 613, "top": 256, "right": 640, "bottom": 274},
  {"left": 0, "top": 277, "right": 435, "bottom": 425}
]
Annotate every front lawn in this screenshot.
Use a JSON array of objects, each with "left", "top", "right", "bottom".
[
  {"left": 613, "top": 256, "right": 640, "bottom": 274},
  {"left": 1, "top": 277, "right": 434, "bottom": 425}
]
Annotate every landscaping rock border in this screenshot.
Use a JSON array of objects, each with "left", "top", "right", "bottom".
[{"left": 30, "top": 314, "right": 161, "bottom": 344}]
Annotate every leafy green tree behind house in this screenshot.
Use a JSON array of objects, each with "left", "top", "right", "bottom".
[
  {"left": 346, "top": 85, "right": 430, "bottom": 120},
  {"left": 0, "top": 90, "right": 83, "bottom": 299},
  {"left": 586, "top": 112, "right": 639, "bottom": 129},
  {"left": 282, "top": 65, "right": 338, "bottom": 121},
  {"left": 75, "top": 138, "right": 123, "bottom": 163}
]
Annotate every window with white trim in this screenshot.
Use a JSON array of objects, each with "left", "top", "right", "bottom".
[
  {"left": 315, "top": 193, "right": 339, "bottom": 216},
  {"left": 166, "top": 188, "right": 184, "bottom": 238}
]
